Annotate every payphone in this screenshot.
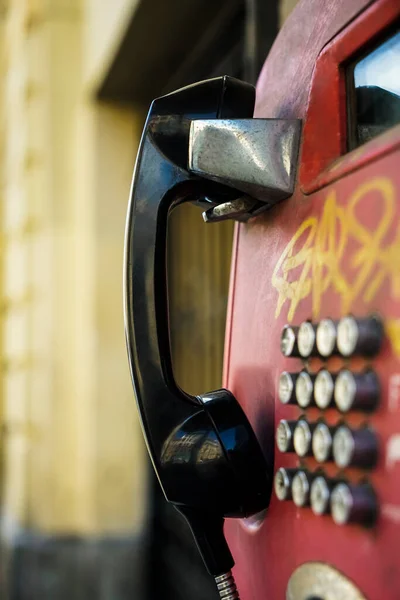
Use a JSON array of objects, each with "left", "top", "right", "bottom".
[{"left": 124, "top": 0, "right": 400, "bottom": 597}]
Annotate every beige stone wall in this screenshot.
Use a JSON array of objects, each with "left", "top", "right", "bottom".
[
  {"left": 0, "top": 0, "right": 147, "bottom": 538},
  {"left": 0, "top": 0, "right": 295, "bottom": 542},
  {"left": 90, "top": 102, "right": 148, "bottom": 533}
]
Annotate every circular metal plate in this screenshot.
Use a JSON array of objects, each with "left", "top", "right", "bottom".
[{"left": 286, "top": 562, "right": 367, "bottom": 600}]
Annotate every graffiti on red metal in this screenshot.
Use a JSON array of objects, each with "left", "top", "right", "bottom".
[{"left": 272, "top": 177, "right": 399, "bottom": 323}]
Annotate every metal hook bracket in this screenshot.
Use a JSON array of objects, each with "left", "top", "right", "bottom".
[{"left": 189, "top": 118, "right": 302, "bottom": 221}]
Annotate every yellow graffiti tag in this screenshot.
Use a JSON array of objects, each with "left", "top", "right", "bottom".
[
  {"left": 272, "top": 177, "right": 400, "bottom": 322},
  {"left": 387, "top": 319, "right": 400, "bottom": 360}
]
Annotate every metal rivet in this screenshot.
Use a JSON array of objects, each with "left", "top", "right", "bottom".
[
  {"left": 292, "top": 471, "right": 313, "bottom": 507},
  {"left": 274, "top": 467, "right": 296, "bottom": 501},
  {"left": 298, "top": 321, "right": 316, "bottom": 358},
  {"left": 331, "top": 482, "right": 377, "bottom": 526},
  {"left": 278, "top": 372, "right": 297, "bottom": 405},
  {"left": 276, "top": 420, "right": 296, "bottom": 453},
  {"left": 294, "top": 420, "right": 314, "bottom": 457},
  {"left": 311, "top": 476, "right": 332, "bottom": 515},
  {"left": 316, "top": 319, "right": 337, "bottom": 357},
  {"left": 295, "top": 371, "right": 315, "bottom": 408},
  {"left": 312, "top": 422, "right": 333, "bottom": 463},
  {"left": 332, "top": 425, "right": 377, "bottom": 469},
  {"left": 281, "top": 326, "right": 298, "bottom": 357}
]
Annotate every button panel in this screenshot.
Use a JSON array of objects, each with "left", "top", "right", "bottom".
[{"left": 275, "top": 314, "right": 383, "bottom": 528}]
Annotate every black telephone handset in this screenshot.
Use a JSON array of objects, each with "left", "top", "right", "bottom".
[{"left": 124, "top": 76, "right": 300, "bottom": 596}]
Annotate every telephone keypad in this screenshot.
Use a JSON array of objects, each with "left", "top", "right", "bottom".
[{"left": 275, "top": 314, "right": 383, "bottom": 527}]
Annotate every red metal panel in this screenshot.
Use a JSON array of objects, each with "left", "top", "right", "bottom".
[
  {"left": 224, "top": 0, "right": 400, "bottom": 598},
  {"left": 299, "top": 0, "right": 400, "bottom": 191},
  {"left": 255, "top": 0, "right": 374, "bottom": 119}
]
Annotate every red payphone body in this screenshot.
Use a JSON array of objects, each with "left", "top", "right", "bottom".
[
  {"left": 124, "top": 0, "right": 400, "bottom": 598},
  {"left": 224, "top": 0, "right": 400, "bottom": 598}
]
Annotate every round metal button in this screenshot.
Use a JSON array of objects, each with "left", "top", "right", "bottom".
[
  {"left": 274, "top": 467, "right": 296, "bottom": 501},
  {"left": 295, "top": 371, "right": 314, "bottom": 408},
  {"left": 316, "top": 319, "right": 337, "bottom": 357},
  {"left": 331, "top": 482, "right": 353, "bottom": 525},
  {"left": 337, "top": 316, "right": 359, "bottom": 357},
  {"left": 278, "top": 372, "right": 297, "bottom": 405},
  {"left": 314, "top": 369, "right": 335, "bottom": 409},
  {"left": 332, "top": 425, "right": 378, "bottom": 469},
  {"left": 334, "top": 370, "right": 357, "bottom": 413},
  {"left": 292, "top": 471, "right": 313, "bottom": 507},
  {"left": 281, "top": 325, "right": 298, "bottom": 357},
  {"left": 276, "top": 420, "right": 296, "bottom": 453},
  {"left": 334, "top": 369, "right": 379, "bottom": 413},
  {"left": 332, "top": 426, "right": 354, "bottom": 468},
  {"left": 298, "top": 321, "right": 316, "bottom": 358},
  {"left": 312, "top": 422, "right": 333, "bottom": 463},
  {"left": 311, "top": 476, "right": 332, "bottom": 515},
  {"left": 337, "top": 315, "right": 383, "bottom": 358},
  {"left": 331, "top": 482, "right": 377, "bottom": 526},
  {"left": 294, "top": 420, "right": 314, "bottom": 457}
]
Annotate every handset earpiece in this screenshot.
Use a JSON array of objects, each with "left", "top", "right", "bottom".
[{"left": 124, "top": 75, "right": 300, "bottom": 595}]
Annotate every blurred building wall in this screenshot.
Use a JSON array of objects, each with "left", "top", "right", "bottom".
[
  {"left": 0, "top": 0, "right": 149, "bottom": 596},
  {"left": 0, "top": 0, "right": 298, "bottom": 597},
  {"left": 84, "top": 0, "right": 139, "bottom": 89}
]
